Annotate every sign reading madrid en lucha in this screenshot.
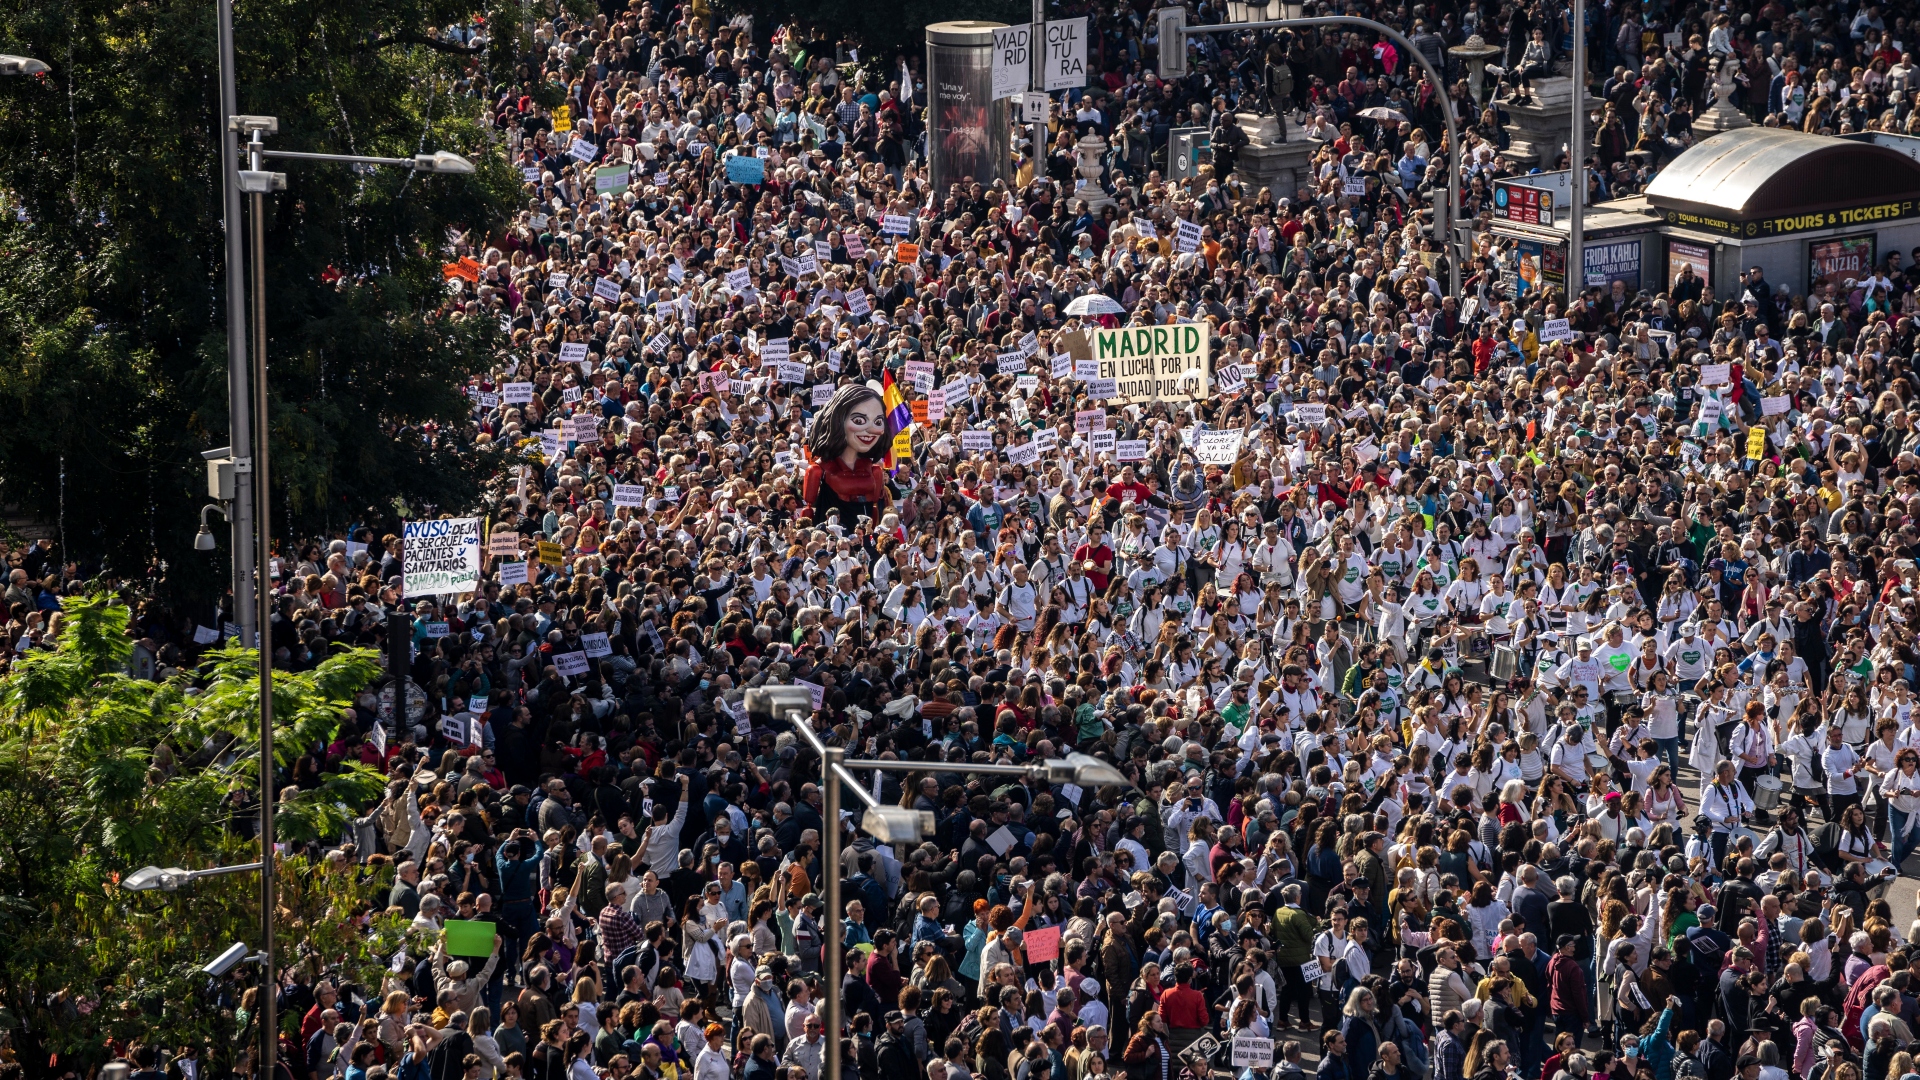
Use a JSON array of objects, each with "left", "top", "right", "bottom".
[
  {"left": 1085, "top": 324, "right": 1212, "bottom": 405},
  {"left": 403, "top": 517, "right": 483, "bottom": 598}
]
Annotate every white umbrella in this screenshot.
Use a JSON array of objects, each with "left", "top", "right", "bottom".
[
  {"left": 1064, "top": 292, "right": 1126, "bottom": 316},
  {"left": 1357, "top": 106, "right": 1407, "bottom": 122}
]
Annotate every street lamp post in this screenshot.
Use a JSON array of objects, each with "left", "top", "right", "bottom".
[
  {"left": 235, "top": 114, "right": 280, "bottom": 1080},
  {"left": 215, "top": 0, "right": 257, "bottom": 650},
  {"left": 744, "top": 687, "right": 1133, "bottom": 1080},
  {"left": 227, "top": 117, "right": 473, "bottom": 1080}
]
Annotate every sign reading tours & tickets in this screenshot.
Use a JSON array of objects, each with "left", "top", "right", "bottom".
[
  {"left": 1062, "top": 325, "right": 1211, "bottom": 405},
  {"left": 403, "top": 517, "right": 482, "bottom": 597}
]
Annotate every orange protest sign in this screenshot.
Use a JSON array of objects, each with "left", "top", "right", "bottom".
[
  {"left": 442, "top": 257, "right": 482, "bottom": 283},
  {"left": 910, "top": 400, "right": 929, "bottom": 425},
  {"left": 895, "top": 242, "right": 919, "bottom": 263}
]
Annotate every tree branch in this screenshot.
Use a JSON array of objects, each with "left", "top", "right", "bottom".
[{"left": 362, "top": 32, "right": 485, "bottom": 56}]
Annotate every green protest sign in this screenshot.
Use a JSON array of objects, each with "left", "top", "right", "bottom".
[{"left": 443, "top": 919, "right": 496, "bottom": 957}]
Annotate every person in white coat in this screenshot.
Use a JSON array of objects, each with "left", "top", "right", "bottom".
[{"left": 1700, "top": 760, "right": 1756, "bottom": 864}]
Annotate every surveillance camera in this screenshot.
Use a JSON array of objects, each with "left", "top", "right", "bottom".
[
  {"left": 744, "top": 686, "right": 814, "bottom": 718},
  {"left": 203, "top": 942, "right": 250, "bottom": 978}
]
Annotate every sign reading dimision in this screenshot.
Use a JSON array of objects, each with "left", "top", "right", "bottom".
[{"left": 1089, "top": 324, "right": 1211, "bottom": 404}]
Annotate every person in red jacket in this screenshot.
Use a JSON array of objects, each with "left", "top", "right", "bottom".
[
  {"left": 1158, "top": 962, "right": 1211, "bottom": 1037},
  {"left": 1546, "top": 933, "right": 1590, "bottom": 1039}
]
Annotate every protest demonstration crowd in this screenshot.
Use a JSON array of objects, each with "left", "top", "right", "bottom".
[{"left": 18, "top": 1, "right": 1920, "bottom": 1080}]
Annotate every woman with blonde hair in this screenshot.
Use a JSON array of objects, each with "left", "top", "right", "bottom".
[{"left": 377, "top": 989, "right": 411, "bottom": 1063}]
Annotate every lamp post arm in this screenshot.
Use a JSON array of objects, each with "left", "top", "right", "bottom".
[
  {"left": 829, "top": 764, "right": 885, "bottom": 811},
  {"left": 260, "top": 149, "right": 416, "bottom": 168},
  {"left": 188, "top": 861, "right": 265, "bottom": 881}
]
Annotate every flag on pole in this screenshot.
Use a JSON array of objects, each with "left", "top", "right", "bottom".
[{"left": 882, "top": 369, "right": 911, "bottom": 470}]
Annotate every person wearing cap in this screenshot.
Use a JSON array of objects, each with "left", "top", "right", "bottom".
[{"left": 1558, "top": 636, "right": 1604, "bottom": 705}]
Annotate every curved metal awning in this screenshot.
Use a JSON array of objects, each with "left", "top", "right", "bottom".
[{"left": 1644, "top": 127, "right": 1920, "bottom": 221}]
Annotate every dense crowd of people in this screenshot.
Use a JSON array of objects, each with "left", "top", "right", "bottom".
[{"left": 14, "top": 2, "right": 1920, "bottom": 1080}]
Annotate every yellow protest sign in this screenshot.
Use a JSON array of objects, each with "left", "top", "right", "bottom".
[
  {"left": 1747, "top": 426, "right": 1767, "bottom": 460},
  {"left": 536, "top": 541, "right": 565, "bottom": 566},
  {"left": 553, "top": 104, "right": 572, "bottom": 132}
]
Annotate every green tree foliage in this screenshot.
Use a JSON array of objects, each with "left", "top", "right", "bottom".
[
  {"left": 0, "top": 595, "right": 407, "bottom": 1073},
  {"left": 0, "top": 0, "right": 519, "bottom": 587}
]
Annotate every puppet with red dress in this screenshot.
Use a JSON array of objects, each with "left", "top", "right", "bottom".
[{"left": 802, "top": 384, "right": 894, "bottom": 525}]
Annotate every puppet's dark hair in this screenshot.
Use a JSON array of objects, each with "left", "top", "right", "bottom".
[{"left": 807, "top": 383, "right": 889, "bottom": 463}]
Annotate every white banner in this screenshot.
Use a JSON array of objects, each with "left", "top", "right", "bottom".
[
  {"left": 403, "top": 517, "right": 482, "bottom": 597},
  {"left": 992, "top": 25, "right": 1033, "bottom": 101},
  {"left": 1230, "top": 1035, "right": 1274, "bottom": 1069},
  {"left": 1043, "top": 18, "right": 1088, "bottom": 91},
  {"left": 1193, "top": 429, "right": 1245, "bottom": 465}
]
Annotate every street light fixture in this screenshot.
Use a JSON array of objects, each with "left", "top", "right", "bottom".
[
  {"left": 861, "top": 806, "right": 936, "bottom": 845},
  {"left": 123, "top": 861, "right": 265, "bottom": 892},
  {"left": 0, "top": 55, "right": 48, "bottom": 75},
  {"left": 259, "top": 148, "right": 477, "bottom": 174},
  {"left": 744, "top": 681, "right": 1136, "bottom": 1080}
]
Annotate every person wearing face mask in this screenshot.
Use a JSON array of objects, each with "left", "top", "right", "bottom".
[{"left": 741, "top": 965, "right": 787, "bottom": 1053}]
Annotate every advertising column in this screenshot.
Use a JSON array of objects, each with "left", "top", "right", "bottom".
[{"left": 927, "top": 22, "right": 1013, "bottom": 193}]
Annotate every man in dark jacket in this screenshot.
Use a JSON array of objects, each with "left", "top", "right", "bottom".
[
  {"left": 842, "top": 948, "right": 887, "bottom": 1025},
  {"left": 875, "top": 1012, "right": 919, "bottom": 1078},
  {"left": 428, "top": 1013, "right": 476, "bottom": 1080},
  {"left": 1718, "top": 949, "right": 1759, "bottom": 1035}
]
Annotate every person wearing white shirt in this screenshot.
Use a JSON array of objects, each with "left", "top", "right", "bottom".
[
  {"left": 1557, "top": 640, "right": 1604, "bottom": 702},
  {"left": 1479, "top": 575, "right": 1516, "bottom": 639},
  {"left": 1249, "top": 522, "right": 1296, "bottom": 586},
  {"left": 1663, "top": 625, "right": 1711, "bottom": 690},
  {"left": 1820, "top": 723, "right": 1864, "bottom": 825},
  {"left": 1592, "top": 622, "right": 1639, "bottom": 718},
  {"left": 1878, "top": 747, "right": 1920, "bottom": 868},
  {"left": 1332, "top": 535, "right": 1370, "bottom": 607},
  {"left": 995, "top": 564, "right": 1040, "bottom": 632},
  {"left": 1550, "top": 724, "right": 1597, "bottom": 791},
  {"left": 1755, "top": 804, "right": 1822, "bottom": 883},
  {"left": 1701, "top": 760, "right": 1756, "bottom": 864}
]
